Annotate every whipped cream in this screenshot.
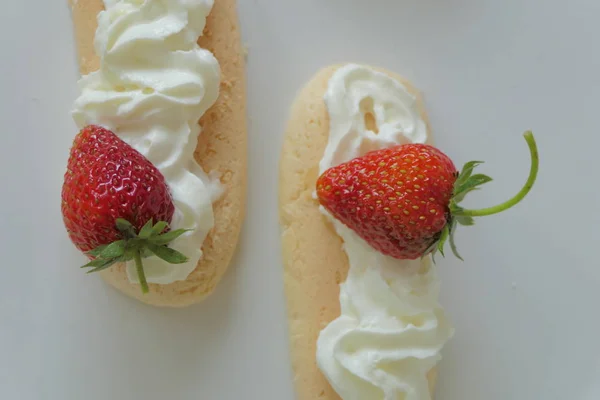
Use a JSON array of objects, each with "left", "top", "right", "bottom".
[
  {"left": 316, "top": 64, "right": 454, "bottom": 400},
  {"left": 73, "top": 0, "right": 221, "bottom": 284}
]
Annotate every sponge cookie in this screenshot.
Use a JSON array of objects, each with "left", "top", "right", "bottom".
[
  {"left": 279, "top": 65, "right": 436, "bottom": 399},
  {"left": 69, "top": 0, "right": 247, "bottom": 307}
]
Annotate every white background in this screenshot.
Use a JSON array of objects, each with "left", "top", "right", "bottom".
[{"left": 1, "top": 0, "right": 599, "bottom": 399}]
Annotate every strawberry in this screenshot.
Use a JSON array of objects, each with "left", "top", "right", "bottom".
[
  {"left": 317, "top": 131, "right": 539, "bottom": 260},
  {"left": 61, "top": 125, "right": 189, "bottom": 293}
]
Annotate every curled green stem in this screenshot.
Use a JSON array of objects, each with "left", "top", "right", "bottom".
[
  {"left": 134, "top": 250, "right": 149, "bottom": 294},
  {"left": 455, "top": 131, "right": 538, "bottom": 217}
]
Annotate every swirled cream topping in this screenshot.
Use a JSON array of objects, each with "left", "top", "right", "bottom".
[
  {"left": 316, "top": 64, "right": 454, "bottom": 400},
  {"left": 72, "top": 0, "right": 221, "bottom": 284}
]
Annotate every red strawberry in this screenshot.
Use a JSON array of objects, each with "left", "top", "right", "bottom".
[
  {"left": 62, "top": 125, "right": 189, "bottom": 293},
  {"left": 317, "top": 131, "right": 539, "bottom": 260}
]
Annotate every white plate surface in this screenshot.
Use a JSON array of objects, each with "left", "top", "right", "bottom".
[{"left": 1, "top": 0, "right": 599, "bottom": 399}]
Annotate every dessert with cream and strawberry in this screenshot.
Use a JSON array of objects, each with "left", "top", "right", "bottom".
[
  {"left": 63, "top": 0, "right": 246, "bottom": 306},
  {"left": 280, "top": 64, "right": 538, "bottom": 399}
]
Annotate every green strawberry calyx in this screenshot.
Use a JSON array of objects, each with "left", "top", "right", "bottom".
[
  {"left": 80, "top": 218, "right": 190, "bottom": 294},
  {"left": 429, "top": 130, "right": 539, "bottom": 261}
]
